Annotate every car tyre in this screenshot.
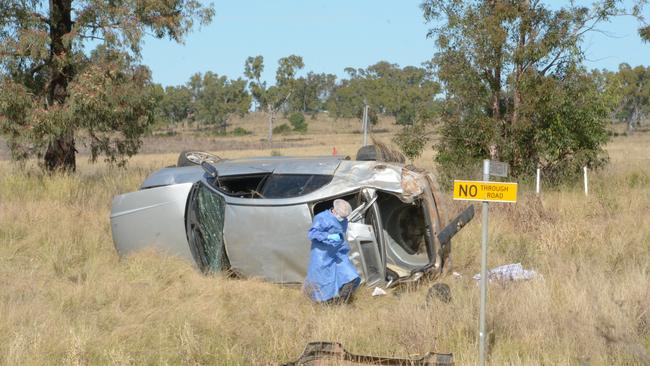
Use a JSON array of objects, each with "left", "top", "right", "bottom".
[
  {"left": 426, "top": 283, "right": 451, "bottom": 304},
  {"left": 177, "top": 150, "right": 221, "bottom": 167},
  {"left": 355, "top": 145, "right": 381, "bottom": 161}
]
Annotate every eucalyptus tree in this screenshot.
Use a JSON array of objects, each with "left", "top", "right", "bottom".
[
  {"left": 0, "top": 0, "right": 214, "bottom": 170},
  {"left": 289, "top": 72, "right": 337, "bottom": 115},
  {"left": 244, "top": 54, "right": 304, "bottom": 143},
  {"left": 421, "top": 0, "right": 621, "bottom": 184},
  {"left": 328, "top": 62, "right": 438, "bottom": 126},
  {"left": 610, "top": 64, "right": 650, "bottom": 132},
  {"left": 160, "top": 85, "right": 193, "bottom": 124},
  {"left": 191, "top": 72, "right": 250, "bottom": 133}
]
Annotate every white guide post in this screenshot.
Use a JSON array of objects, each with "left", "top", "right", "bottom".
[{"left": 583, "top": 166, "right": 589, "bottom": 197}]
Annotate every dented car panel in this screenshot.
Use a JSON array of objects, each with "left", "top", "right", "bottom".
[{"left": 110, "top": 156, "right": 471, "bottom": 287}]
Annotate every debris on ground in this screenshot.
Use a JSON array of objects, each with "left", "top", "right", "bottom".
[
  {"left": 426, "top": 283, "right": 452, "bottom": 304},
  {"left": 282, "top": 341, "right": 454, "bottom": 366},
  {"left": 472, "top": 263, "right": 539, "bottom": 283},
  {"left": 371, "top": 287, "right": 387, "bottom": 297}
]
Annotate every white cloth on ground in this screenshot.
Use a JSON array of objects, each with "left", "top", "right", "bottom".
[{"left": 473, "top": 263, "right": 538, "bottom": 282}]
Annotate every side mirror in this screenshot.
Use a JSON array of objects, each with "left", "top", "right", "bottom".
[{"left": 201, "top": 161, "right": 218, "bottom": 179}]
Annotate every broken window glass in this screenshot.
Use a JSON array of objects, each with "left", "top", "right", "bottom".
[
  {"left": 261, "top": 174, "right": 332, "bottom": 198},
  {"left": 186, "top": 182, "right": 228, "bottom": 273},
  {"left": 212, "top": 174, "right": 268, "bottom": 198}
]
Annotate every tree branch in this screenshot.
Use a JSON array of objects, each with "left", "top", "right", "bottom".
[
  {"left": 539, "top": 51, "right": 564, "bottom": 75},
  {"left": 30, "top": 11, "right": 49, "bottom": 25},
  {"left": 78, "top": 34, "right": 106, "bottom": 42}
]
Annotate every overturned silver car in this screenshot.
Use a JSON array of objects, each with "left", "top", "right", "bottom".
[{"left": 110, "top": 150, "right": 474, "bottom": 288}]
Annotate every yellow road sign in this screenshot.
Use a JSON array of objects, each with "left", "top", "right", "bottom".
[{"left": 453, "top": 180, "right": 518, "bottom": 203}]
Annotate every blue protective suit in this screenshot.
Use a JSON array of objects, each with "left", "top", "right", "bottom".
[{"left": 304, "top": 210, "right": 360, "bottom": 302}]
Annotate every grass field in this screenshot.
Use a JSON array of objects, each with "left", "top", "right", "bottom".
[{"left": 0, "top": 114, "right": 649, "bottom": 365}]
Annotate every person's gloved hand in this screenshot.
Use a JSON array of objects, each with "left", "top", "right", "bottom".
[{"left": 327, "top": 233, "right": 342, "bottom": 243}]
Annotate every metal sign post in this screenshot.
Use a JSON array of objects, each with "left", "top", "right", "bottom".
[
  {"left": 452, "top": 160, "right": 517, "bottom": 366},
  {"left": 479, "top": 159, "right": 489, "bottom": 366}
]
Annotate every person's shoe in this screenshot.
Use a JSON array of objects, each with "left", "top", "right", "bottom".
[{"left": 339, "top": 281, "right": 356, "bottom": 304}]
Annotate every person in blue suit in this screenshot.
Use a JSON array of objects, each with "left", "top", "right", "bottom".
[{"left": 304, "top": 199, "right": 361, "bottom": 304}]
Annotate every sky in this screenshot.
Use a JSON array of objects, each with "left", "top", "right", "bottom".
[{"left": 140, "top": 0, "right": 650, "bottom": 87}]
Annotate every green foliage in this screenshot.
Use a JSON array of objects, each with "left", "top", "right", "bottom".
[
  {"left": 244, "top": 55, "right": 266, "bottom": 110},
  {"left": 435, "top": 68, "right": 610, "bottom": 186},
  {"left": 328, "top": 62, "right": 439, "bottom": 126},
  {"left": 326, "top": 79, "right": 375, "bottom": 123},
  {"left": 422, "top": 0, "right": 618, "bottom": 187},
  {"left": 244, "top": 55, "right": 304, "bottom": 142},
  {"left": 70, "top": 50, "right": 158, "bottom": 166},
  {"left": 288, "top": 113, "right": 308, "bottom": 133},
  {"left": 596, "top": 64, "right": 650, "bottom": 132},
  {"left": 244, "top": 55, "right": 304, "bottom": 112},
  {"left": 0, "top": 79, "right": 33, "bottom": 160},
  {"left": 160, "top": 85, "right": 193, "bottom": 123},
  {"left": 272, "top": 123, "right": 292, "bottom": 135},
  {"left": 276, "top": 55, "right": 305, "bottom": 85},
  {"left": 1, "top": 48, "right": 158, "bottom": 166},
  {"left": 626, "top": 170, "right": 650, "bottom": 188},
  {"left": 392, "top": 122, "right": 429, "bottom": 163},
  {"left": 288, "top": 72, "right": 337, "bottom": 114},
  {"left": 0, "top": 0, "right": 214, "bottom": 170},
  {"left": 190, "top": 72, "right": 250, "bottom": 133},
  {"left": 640, "top": 25, "right": 650, "bottom": 42},
  {"left": 232, "top": 127, "right": 252, "bottom": 136}
]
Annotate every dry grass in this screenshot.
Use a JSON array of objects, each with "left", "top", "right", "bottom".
[
  {"left": 136, "top": 112, "right": 402, "bottom": 157},
  {"left": 0, "top": 119, "right": 649, "bottom": 365}
]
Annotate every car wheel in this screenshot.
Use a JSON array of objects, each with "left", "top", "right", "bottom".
[
  {"left": 355, "top": 145, "right": 381, "bottom": 161},
  {"left": 426, "top": 283, "right": 451, "bottom": 304},
  {"left": 177, "top": 150, "right": 221, "bottom": 167}
]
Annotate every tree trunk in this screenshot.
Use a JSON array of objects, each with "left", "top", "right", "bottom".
[
  {"left": 492, "top": 89, "right": 500, "bottom": 120},
  {"left": 45, "top": 0, "right": 76, "bottom": 172},
  {"left": 490, "top": 66, "right": 501, "bottom": 160},
  {"left": 512, "top": 18, "right": 526, "bottom": 125},
  {"left": 491, "top": 53, "right": 502, "bottom": 120},
  {"left": 513, "top": 87, "right": 521, "bottom": 126},
  {"left": 268, "top": 107, "right": 274, "bottom": 146},
  {"left": 627, "top": 103, "right": 639, "bottom": 134},
  {"left": 44, "top": 130, "right": 76, "bottom": 171}
]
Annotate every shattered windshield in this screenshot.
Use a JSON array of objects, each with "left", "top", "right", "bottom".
[
  {"left": 213, "top": 174, "right": 268, "bottom": 198},
  {"left": 260, "top": 174, "right": 333, "bottom": 198},
  {"left": 213, "top": 173, "right": 332, "bottom": 199}
]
